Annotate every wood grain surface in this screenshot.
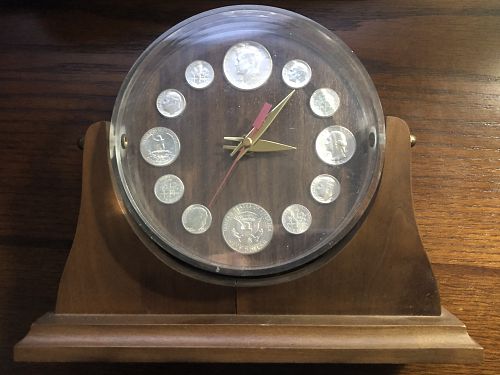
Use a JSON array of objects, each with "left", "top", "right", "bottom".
[{"left": 0, "top": 1, "right": 498, "bottom": 374}]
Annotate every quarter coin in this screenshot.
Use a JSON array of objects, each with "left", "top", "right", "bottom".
[
  {"left": 140, "top": 127, "right": 180, "bottom": 167},
  {"left": 282, "top": 59, "right": 312, "bottom": 88},
  {"left": 310, "top": 174, "right": 341, "bottom": 204},
  {"left": 185, "top": 60, "right": 214, "bottom": 89},
  {"left": 281, "top": 204, "right": 312, "bottom": 234},
  {"left": 156, "top": 89, "right": 186, "bottom": 118},
  {"left": 315, "top": 125, "right": 356, "bottom": 165},
  {"left": 154, "top": 174, "right": 184, "bottom": 204},
  {"left": 223, "top": 41, "right": 273, "bottom": 91},
  {"left": 310, "top": 88, "right": 340, "bottom": 117},
  {"left": 222, "top": 202, "right": 273, "bottom": 254},
  {"left": 182, "top": 204, "right": 212, "bottom": 234}
]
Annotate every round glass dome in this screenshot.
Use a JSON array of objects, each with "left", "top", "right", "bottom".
[{"left": 110, "top": 5, "right": 385, "bottom": 283}]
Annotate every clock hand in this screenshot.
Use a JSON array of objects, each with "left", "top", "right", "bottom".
[
  {"left": 223, "top": 138, "right": 296, "bottom": 153},
  {"left": 229, "top": 102, "right": 272, "bottom": 156},
  {"left": 209, "top": 92, "right": 296, "bottom": 207},
  {"left": 229, "top": 90, "right": 295, "bottom": 157},
  {"left": 208, "top": 102, "right": 272, "bottom": 208},
  {"left": 208, "top": 147, "right": 245, "bottom": 208},
  {"left": 223, "top": 136, "right": 247, "bottom": 142},
  {"left": 247, "top": 89, "right": 295, "bottom": 144}
]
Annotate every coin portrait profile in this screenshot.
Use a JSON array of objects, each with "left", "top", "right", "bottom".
[
  {"left": 223, "top": 41, "right": 273, "bottom": 90},
  {"left": 156, "top": 89, "right": 186, "bottom": 118}
]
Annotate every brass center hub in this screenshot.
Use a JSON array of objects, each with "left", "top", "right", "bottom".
[{"left": 243, "top": 137, "right": 253, "bottom": 148}]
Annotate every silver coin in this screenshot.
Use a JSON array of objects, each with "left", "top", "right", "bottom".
[
  {"left": 222, "top": 203, "right": 273, "bottom": 254},
  {"left": 185, "top": 60, "right": 214, "bottom": 89},
  {"left": 282, "top": 59, "right": 312, "bottom": 89},
  {"left": 154, "top": 174, "right": 184, "bottom": 204},
  {"left": 182, "top": 204, "right": 212, "bottom": 234},
  {"left": 310, "top": 88, "right": 340, "bottom": 117},
  {"left": 281, "top": 204, "right": 312, "bottom": 235},
  {"left": 315, "top": 125, "right": 356, "bottom": 165},
  {"left": 223, "top": 41, "right": 273, "bottom": 91},
  {"left": 156, "top": 89, "right": 186, "bottom": 118},
  {"left": 310, "top": 174, "right": 341, "bottom": 204},
  {"left": 140, "top": 127, "right": 180, "bottom": 167}
]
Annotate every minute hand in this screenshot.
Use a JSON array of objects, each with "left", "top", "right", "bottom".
[
  {"left": 250, "top": 89, "right": 296, "bottom": 145},
  {"left": 223, "top": 139, "right": 296, "bottom": 152}
]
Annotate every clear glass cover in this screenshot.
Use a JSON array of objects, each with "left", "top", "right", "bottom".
[{"left": 110, "top": 5, "right": 385, "bottom": 280}]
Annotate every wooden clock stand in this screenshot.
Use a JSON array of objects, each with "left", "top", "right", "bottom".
[{"left": 14, "top": 117, "right": 482, "bottom": 363}]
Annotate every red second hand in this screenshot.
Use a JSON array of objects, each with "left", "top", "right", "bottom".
[
  {"left": 208, "top": 102, "right": 272, "bottom": 208},
  {"left": 250, "top": 102, "right": 272, "bottom": 131},
  {"left": 208, "top": 147, "right": 246, "bottom": 208}
]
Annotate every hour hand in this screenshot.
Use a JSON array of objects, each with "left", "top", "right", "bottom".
[{"left": 223, "top": 137, "right": 296, "bottom": 153}]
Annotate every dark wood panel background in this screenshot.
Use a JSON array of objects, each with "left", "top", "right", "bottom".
[{"left": 0, "top": 1, "right": 498, "bottom": 374}]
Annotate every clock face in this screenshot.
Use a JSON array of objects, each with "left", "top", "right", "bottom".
[{"left": 110, "top": 6, "right": 385, "bottom": 282}]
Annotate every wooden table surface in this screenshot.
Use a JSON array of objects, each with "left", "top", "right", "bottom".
[{"left": 0, "top": 1, "right": 498, "bottom": 374}]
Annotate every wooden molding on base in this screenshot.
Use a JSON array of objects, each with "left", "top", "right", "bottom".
[
  {"left": 14, "top": 117, "right": 482, "bottom": 363},
  {"left": 15, "top": 309, "right": 482, "bottom": 363}
]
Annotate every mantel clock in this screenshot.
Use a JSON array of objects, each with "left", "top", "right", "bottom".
[{"left": 15, "top": 6, "right": 482, "bottom": 364}]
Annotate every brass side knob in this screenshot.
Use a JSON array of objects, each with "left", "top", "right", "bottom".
[
  {"left": 121, "top": 134, "right": 128, "bottom": 149},
  {"left": 77, "top": 136, "right": 85, "bottom": 150},
  {"left": 410, "top": 134, "right": 417, "bottom": 147}
]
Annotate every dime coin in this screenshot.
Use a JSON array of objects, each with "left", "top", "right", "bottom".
[
  {"left": 281, "top": 204, "right": 312, "bottom": 234},
  {"left": 310, "top": 88, "right": 340, "bottom": 117},
  {"left": 154, "top": 174, "right": 184, "bottom": 204},
  {"left": 222, "top": 202, "right": 273, "bottom": 254},
  {"left": 282, "top": 59, "right": 312, "bottom": 89},
  {"left": 223, "top": 41, "right": 273, "bottom": 91},
  {"left": 185, "top": 60, "right": 215, "bottom": 89},
  {"left": 140, "top": 127, "right": 180, "bottom": 166},
  {"left": 315, "top": 125, "right": 356, "bottom": 165},
  {"left": 310, "top": 174, "right": 341, "bottom": 204},
  {"left": 156, "top": 89, "right": 186, "bottom": 118},
  {"left": 182, "top": 204, "right": 212, "bottom": 234}
]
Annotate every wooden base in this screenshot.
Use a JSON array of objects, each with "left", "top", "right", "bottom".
[
  {"left": 14, "top": 117, "right": 482, "bottom": 363},
  {"left": 15, "top": 309, "right": 481, "bottom": 363}
]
